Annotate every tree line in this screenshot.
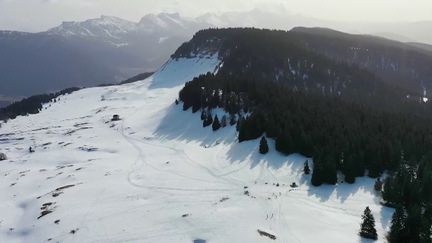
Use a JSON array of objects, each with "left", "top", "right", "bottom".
[
  {"left": 0, "top": 87, "right": 80, "bottom": 121},
  {"left": 178, "top": 72, "right": 432, "bottom": 242}
]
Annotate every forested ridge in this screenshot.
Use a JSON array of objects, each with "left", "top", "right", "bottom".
[
  {"left": 0, "top": 87, "right": 80, "bottom": 121},
  {"left": 177, "top": 28, "right": 432, "bottom": 242}
]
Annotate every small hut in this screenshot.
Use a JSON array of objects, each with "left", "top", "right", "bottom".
[{"left": 111, "top": 114, "right": 120, "bottom": 121}]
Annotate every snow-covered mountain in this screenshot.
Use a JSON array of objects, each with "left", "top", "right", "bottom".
[
  {"left": 2, "top": 10, "right": 431, "bottom": 106},
  {"left": 0, "top": 40, "right": 394, "bottom": 242},
  {"left": 46, "top": 13, "right": 206, "bottom": 46},
  {"left": 0, "top": 13, "right": 211, "bottom": 103},
  {"left": 47, "top": 15, "right": 136, "bottom": 44}
]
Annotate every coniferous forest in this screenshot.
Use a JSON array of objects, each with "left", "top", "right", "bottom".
[
  {"left": 0, "top": 87, "right": 80, "bottom": 121},
  {"left": 177, "top": 28, "right": 432, "bottom": 242}
]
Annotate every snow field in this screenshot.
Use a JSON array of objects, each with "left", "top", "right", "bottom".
[{"left": 0, "top": 54, "right": 393, "bottom": 243}]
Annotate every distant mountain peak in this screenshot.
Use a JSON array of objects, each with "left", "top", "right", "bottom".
[
  {"left": 137, "top": 13, "right": 201, "bottom": 33},
  {"left": 46, "top": 12, "right": 206, "bottom": 40},
  {"left": 47, "top": 15, "right": 135, "bottom": 40}
]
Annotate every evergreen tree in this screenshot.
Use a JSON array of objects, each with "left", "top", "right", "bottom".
[
  {"left": 421, "top": 172, "right": 432, "bottom": 204},
  {"left": 343, "top": 154, "right": 356, "bottom": 184},
  {"left": 321, "top": 152, "right": 338, "bottom": 185},
  {"left": 403, "top": 204, "right": 423, "bottom": 243},
  {"left": 236, "top": 116, "right": 244, "bottom": 132},
  {"left": 419, "top": 206, "right": 432, "bottom": 243},
  {"left": 359, "top": 206, "right": 378, "bottom": 240},
  {"left": 304, "top": 160, "right": 311, "bottom": 175},
  {"left": 388, "top": 206, "right": 407, "bottom": 243},
  {"left": 203, "top": 111, "right": 213, "bottom": 127},
  {"left": 201, "top": 110, "right": 206, "bottom": 121},
  {"left": 259, "top": 136, "right": 269, "bottom": 154},
  {"left": 221, "top": 115, "right": 227, "bottom": 127},
  {"left": 311, "top": 158, "right": 323, "bottom": 186},
  {"left": 382, "top": 176, "right": 396, "bottom": 204},
  {"left": 212, "top": 115, "right": 221, "bottom": 131},
  {"left": 229, "top": 114, "right": 237, "bottom": 126}
]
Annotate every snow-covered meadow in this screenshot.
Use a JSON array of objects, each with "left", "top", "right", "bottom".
[{"left": 0, "top": 54, "right": 393, "bottom": 243}]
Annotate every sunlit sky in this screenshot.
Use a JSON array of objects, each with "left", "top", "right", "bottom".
[{"left": 1, "top": 0, "right": 432, "bottom": 32}]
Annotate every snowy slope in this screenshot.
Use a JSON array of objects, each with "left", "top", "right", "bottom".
[{"left": 0, "top": 54, "right": 393, "bottom": 243}]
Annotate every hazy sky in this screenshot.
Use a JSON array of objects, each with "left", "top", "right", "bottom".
[{"left": 1, "top": 0, "right": 432, "bottom": 32}]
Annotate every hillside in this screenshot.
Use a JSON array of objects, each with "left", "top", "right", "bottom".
[
  {"left": 176, "top": 28, "right": 432, "bottom": 242},
  {"left": 290, "top": 27, "right": 432, "bottom": 95},
  {"left": 1, "top": 28, "right": 431, "bottom": 242},
  {"left": 0, "top": 41, "right": 394, "bottom": 243}
]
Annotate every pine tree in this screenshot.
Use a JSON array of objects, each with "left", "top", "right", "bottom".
[
  {"left": 382, "top": 176, "right": 395, "bottom": 204},
  {"left": 421, "top": 173, "right": 432, "bottom": 204},
  {"left": 236, "top": 116, "right": 244, "bottom": 132},
  {"left": 311, "top": 158, "right": 323, "bottom": 186},
  {"left": 203, "top": 111, "right": 213, "bottom": 127},
  {"left": 304, "top": 160, "right": 310, "bottom": 175},
  {"left": 221, "top": 115, "right": 227, "bottom": 127},
  {"left": 419, "top": 206, "right": 432, "bottom": 243},
  {"left": 229, "top": 114, "right": 237, "bottom": 126},
  {"left": 259, "top": 136, "right": 269, "bottom": 154},
  {"left": 212, "top": 115, "right": 221, "bottom": 131},
  {"left": 201, "top": 110, "right": 206, "bottom": 121},
  {"left": 343, "top": 153, "right": 356, "bottom": 184},
  {"left": 404, "top": 205, "right": 422, "bottom": 243},
  {"left": 387, "top": 206, "right": 407, "bottom": 243},
  {"left": 359, "top": 206, "right": 378, "bottom": 240},
  {"left": 320, "top": 152, "right": 338, "bottom": 185}
]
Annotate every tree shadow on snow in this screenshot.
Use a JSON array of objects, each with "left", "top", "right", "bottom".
[
  {"left": 154, "top": 105, "right": 388, "bottom": 208},
  {"left": 307, "top": 176, "right": 381, "bottom": 203},
  {"left": 153, "top": 104, "right": 309, "bottom": 173},
  {"left": 358, "top": 238, "right": 377, "bottom": 243}
]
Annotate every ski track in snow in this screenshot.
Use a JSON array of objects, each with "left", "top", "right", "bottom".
[{"left": 0, "top": 54, "right": 393, "bottom": 243}]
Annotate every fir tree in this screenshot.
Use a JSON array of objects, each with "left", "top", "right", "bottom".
[
  {"left": 387, "top": 206, "right": 407, "bottom": 243},
  {"left": 403, "top": 204, "right": 423, "bottom": 243},
  {"left": 311, "top": 159, "right": 323, "bottom": 186},
  {"left": 419, "top": 206, "right": 432, "bottom": 243},
  {"left": 203, "top": 111, "right": 213, "bottom": 127},
  {"left": 236, "top": 116, "right": 244, "bottom": 132},
  {"left": 304, "top": 160, "right": 311, "bottom": 175},
  {"left": 259, "top": 136, "right": 269, "bottom": 154},
  {"left": 359, "top": 206, "right": 378, "bottom": 240},
  {"left": 382, "top": 176, "right": 396, "bottom": 204},
  {"left": 201, "top": 110, "right": 206, "bottom": 121},
  {"left": 212, "top": 115, "right": 221, "bottom": 131},
  {"left": 343, "top": 153, "right": 356, "bottom": 184},
  {"left": 221, "top": 115, "right": 227, "bottom": 127},
  {"left": 229, "top": 114, "right": 237, "bottom": 126}
]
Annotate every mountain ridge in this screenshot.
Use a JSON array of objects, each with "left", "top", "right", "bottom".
[{"left": 1, "top": 11, "right": 431, "bottom": 106}]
